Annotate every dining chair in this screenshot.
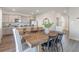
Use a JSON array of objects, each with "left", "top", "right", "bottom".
[
  {"left": 12, "top": 28, "right": 38, "bottom": 52},
  {"left": 41, "top": 36, "right": 58, "bottom": 52},
  {"left": 41, "top": 39, "right": 52, "bottom": 52},
  {"left": 55, "top": 33, "right": 63, "bottom": 52}
]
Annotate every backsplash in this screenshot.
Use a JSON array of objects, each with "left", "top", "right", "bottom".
[{"left": 2, "top": 22, "right": 30, "bottom": 27}]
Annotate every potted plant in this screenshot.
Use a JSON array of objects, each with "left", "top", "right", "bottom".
[{"left": 43, "top": 18, "right": 54, "bottom": 34}]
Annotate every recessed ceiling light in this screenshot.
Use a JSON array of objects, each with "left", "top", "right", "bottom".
[
  {"left": 31, "top": 12, "right": 34, "bottom": 15},
  {"left": 63, "top": 10, "right": 67, "bottom": 13},
  {"left": 36, "top": 10, "right": 39, "bottom": 13},
  {"left": 12, "top": 8, "right": 16, "bottom": 11}
]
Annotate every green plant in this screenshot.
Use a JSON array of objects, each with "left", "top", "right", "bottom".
[{"left": 43, "top": 19, "right": 54, "bottom": 28}]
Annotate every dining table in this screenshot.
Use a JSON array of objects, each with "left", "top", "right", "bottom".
[{"left": 22, "top": 31, "right": 58, "bottom": 48}]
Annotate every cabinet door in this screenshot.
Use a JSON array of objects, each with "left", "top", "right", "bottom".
[
  {"left": 69, "top": 20, "right": 79, "bottom": 41},
  {"left": 9, "top": 15, "right": 21, "bottom": 23},
  {"left": 22, "top": 16, "right": 30, "bottom": 25},
  {"left": 21, "top": 16, "right": 27, "bottom": 22},
  {"left": 3, "top": 14, "right": 9, "bottom": 23},
  {"left": 9, "top": 15, "right": 17, "bottom": 23}
]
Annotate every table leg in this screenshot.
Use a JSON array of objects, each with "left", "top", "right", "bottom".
[{"left": 37, "top": 45, "right": 43, "bottom": 52}]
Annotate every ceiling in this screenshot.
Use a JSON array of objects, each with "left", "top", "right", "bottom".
[{"left": 2, "top": 7, "right": 68, "bottom": 15}]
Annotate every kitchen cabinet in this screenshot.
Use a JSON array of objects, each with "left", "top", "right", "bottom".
[
  {"left": 69, "top": 8, "right": 79, "bottom": 41},
  {"left": 9, "top": 15, "right": 21, "bottom": 23},
  {"left": 2, "top": 13, "right": 31, "bottom": 35},
  {"left": 2, "top": 14, "right": 30, "bottom": 23},
  {"left": 21, "top": 16, "right": 29, "bottom": 22},
  {"left": 21, "top": 16, "right": 27, "bottom": 22},
  {"left": 2, "top": 27, "right": 12, "bottom": 35},
  {"left": 2, "top": 14, "right": 9, "bottom": 23},
  {"left": 9, "top": 15, "right": 15, "bottom": 23},
  {"left": 69, "top": 19, "right": 79, "bottom": 41}
]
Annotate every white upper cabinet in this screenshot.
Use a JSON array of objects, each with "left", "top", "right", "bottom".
[
  {"left": 3, "top": 14, "right": 9, "bottom": 23},
  {"left": 69, "top": 8, "right": 79, "bottom": 41},
  {"left": 2, "top": 14, "right": 28, "bottom": 23},
  {"left": 21, "top": 16, "right": 30, "bottom": 23},
  {"left": 9, "top": 15, "right": 21, "bottom": 23}
]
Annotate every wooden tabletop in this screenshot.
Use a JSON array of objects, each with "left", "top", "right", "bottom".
[
  {"left": 23, "top": 31, "right": 58, "bottom": 47},
  {"left": 17, "top": 27, "right": 44, "bottom": 34},
  {"left": 23, "top": 32, "right": 48, "bottom": 47},
  {"left": 48, "top": 31, "right": 58, "bottom": 37}
]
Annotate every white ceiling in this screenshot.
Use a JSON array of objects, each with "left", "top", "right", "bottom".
[{"left": 2, "top": 7, "right": 68, "bottom": 15}]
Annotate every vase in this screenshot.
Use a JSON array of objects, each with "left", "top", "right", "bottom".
[{"left": 44, "top": 28, "right": 49, "bottom": 34}]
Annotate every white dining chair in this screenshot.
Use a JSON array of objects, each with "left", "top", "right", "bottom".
[{"left": 12, "top": 28, "right": 38, "bottom": 52}]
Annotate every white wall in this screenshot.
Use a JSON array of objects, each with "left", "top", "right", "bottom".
[
  {"left": 0, "top": 8, "right": 2, "bottom": 43},
  {"left": 36, "top": 11, "right": 57, "bottom": 30},
  {"left": 69, "top": 8, "right": 79, "bottom": 20},
  {"left": 36, "top": 10, "right": 68, "bottom": 31}
]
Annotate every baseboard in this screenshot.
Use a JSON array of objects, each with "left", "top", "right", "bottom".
[{"left": 69, "top": 36, "right": 79, "bottom": 41}]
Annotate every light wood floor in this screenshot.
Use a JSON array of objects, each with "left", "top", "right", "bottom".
[{"left": 0, "top": 35, "right": 15, "bottom": 52}]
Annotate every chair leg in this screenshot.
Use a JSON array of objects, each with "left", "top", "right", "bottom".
[
  {"left": 47, "top": 38, "right": 50, "bottom": 52},
  {"left": 50, "top": 40, "right": 56, "bottom": 52},
  {"left": 60, "top": 42, "right": 63, "bottom": 52},
  {"left": 56, "top": 42, "right": 63, "bottom": 52}
]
